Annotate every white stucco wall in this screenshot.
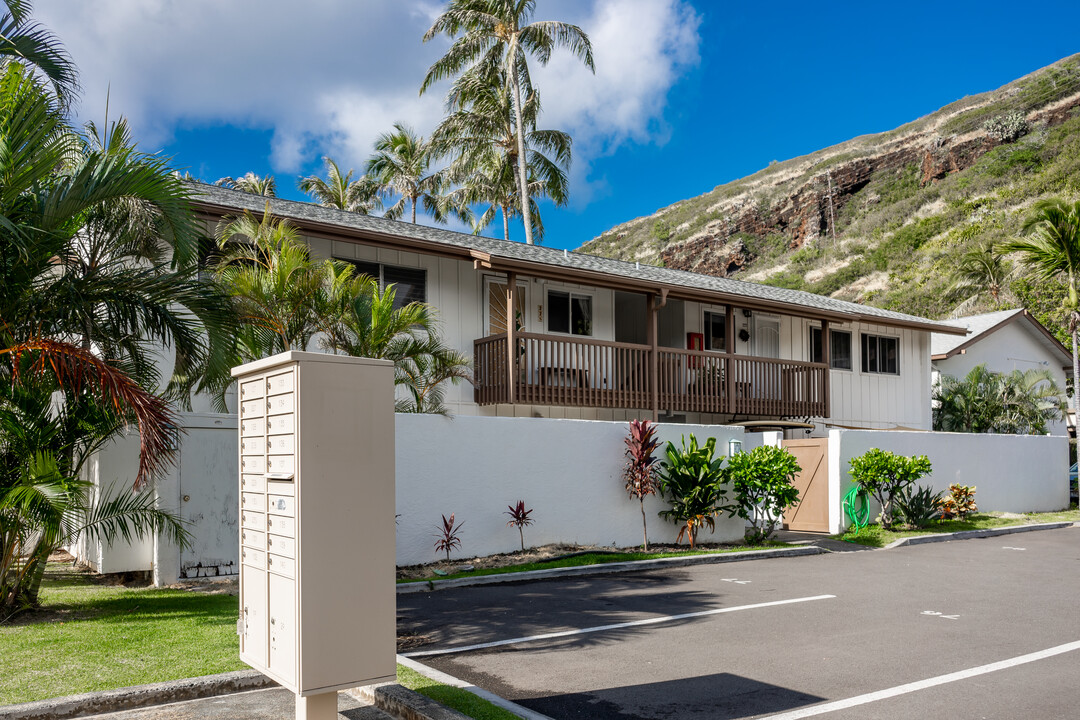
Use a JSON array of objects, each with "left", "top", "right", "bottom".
[
  {"left": 828, "top": 429, "right": 1069, "bottom": 533},
  {"left": 934, "top": 321, "right": 1070, "bottom": 436},
  {"left": 394, "top": 415, "right": 747, "bottom": 566}
]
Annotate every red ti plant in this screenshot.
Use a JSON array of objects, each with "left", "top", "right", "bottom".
[
  {"left": 434, "top": 513, "right": 464, "bottom": 561},
  {"left": 623, "top": 419, "right": 661, "bottom": 550},
  {"left": 504, "top": 500, "right": 534, "bottom": 551}
]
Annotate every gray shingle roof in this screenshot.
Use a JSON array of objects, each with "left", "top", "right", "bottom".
[
  {"left": 191, "top": 183, "right": 962, "bottom": 333},
  {"left": 931, "top": 309, "right": 1024, "bottom": 356}
]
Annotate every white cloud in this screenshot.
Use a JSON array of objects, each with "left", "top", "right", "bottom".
[{"left": 37, "top": 0, "right": 701, "bottom": 196}]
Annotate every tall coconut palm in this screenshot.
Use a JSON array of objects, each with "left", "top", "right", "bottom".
[
  {"left": 366, "top": 123, "right": 468, "bottom": 225},
  {"left": 432, "top": 68, "right": 569, "bottom": 242},
  {"left": 298, "top": 156, "right": 383, "bottom": 215},
  {"left": 947, "top": 242, "right": 1012, "bottom": 314},
  {"left": 0, "top": 0, "right": 77, "bottom": 106},
  {"left": 421, "top": 0, "right": 593, "bottom": 245},
  {"left": 999, "top": 198, "right": 1080, "bottom": 411},
  {"left": 215, "top": 172, "right": 277, "bottom": 197}
]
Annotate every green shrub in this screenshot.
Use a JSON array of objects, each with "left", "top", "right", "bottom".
[
  {"left": 983, "top": 112, "right": 1029, "bottom": 143},
  {"left": 981, "top": 146, "right": 1043, "bottom": 178},
  {"left": 895, "top": 484, "right": 943, "bottom": 529},
  {"left": 848, "top": 449, "right": 932, "bottom": 528},
  {"left": 657, "top": 435, "right": 728, "bottom": 548},
  {"left": 724, "top": 445, "right": 801, "bottom": 544},
  {"left": 938, "top": 484, "right": 978, "bottom": 520}
]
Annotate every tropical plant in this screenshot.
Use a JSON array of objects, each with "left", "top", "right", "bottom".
[
  {"left": 848, "top": 449, "right": 933, "bottom": 529},
  {"left": 214, "top": 205, "right": 348, "bottom": 358},
  {"left": 434, "top": 513, "right": 464, "bottom": 561},
  {"left": 933, "top": 364, "right": 1065, "bottom": 434},
  {"left": 999, "top": 198, "right": 1080, "bottom": 413},
  {"left": 894, "top": 484, "right": 943, "bottom": 529},
  {"left": 421, "top": 0, "right": 593, "bottom": 245},
  {"left": 656, "top": 435, "right": 728, "bottom": 548},
  {"left": 298, "top": 156, "right": 382, "bottom": 215},
  {"left": 366, "top": 123, "right": 466, "bottom": 225},
  {"left": 322, "top": 279, "right": 472, "bottom": 415},
  {"left": 0, "top": 64, "right": 226, "bottom": 610},
  {"left": 504, "top": 500, "right": 533, "bottom": 551},
  {"left": 215, "top": 172, "right": 277, "bottom": 197},
  {"left": 937, "top": 484, "right": 978, "bottom": 520},
  {"left": 623, "top": 419, "right": 661, "bottom": 551},
  {"left": 0, "top": 0, "right": 77, "bottom": 106},
  {"left": 947, "top": 242, "right": 1012, "bottom": 313},
  {"left": 984, "top": 112, "right": 1029, "bottom": 143},
  {"left": 724, "top": 445, "right": 801, "bottom": 544},
  {"left": 432, "top": 67, "right": 569, "bottom": 242}
]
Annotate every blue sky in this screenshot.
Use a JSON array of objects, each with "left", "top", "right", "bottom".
[{"left": 39, "top": 0, "right": 1080, "bottom": 250}]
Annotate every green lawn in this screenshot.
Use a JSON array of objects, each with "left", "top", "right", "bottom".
[
  {"left": 397, "top": 543, "right": 793, "bottom": 585},
  {"left": 0, "top": 564, "right": 528, "bottom": 719},
  {"left": 0, "top": 565, "right": 246, "bottom": 705},
  {"left": 839, "top": 509, "right": 1080, "bottom": 548}
]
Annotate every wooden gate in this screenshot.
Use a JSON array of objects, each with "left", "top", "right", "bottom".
[{"left": 781, "top": 438, "right": 830, "bottom": 532}]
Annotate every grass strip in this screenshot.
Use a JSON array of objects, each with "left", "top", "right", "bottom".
[
  {"left": 0, "top": 566, "right": 245, "bottom": 705},
  {"left": 839, "top": 509, "right": 1080, "bottom": 548},
  {"left": 395, "top": 663, "right": 519, "bottom": 720},
  {"left": 398, "top": 543, "right": 792, "bottom": 585}
]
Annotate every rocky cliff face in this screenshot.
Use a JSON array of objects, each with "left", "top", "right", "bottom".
[{"left": 582, "top": 55, "right": 1080, "bottom": 284}]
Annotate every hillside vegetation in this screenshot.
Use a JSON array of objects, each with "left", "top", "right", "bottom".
[{"left": 581, "top": 54, "right": 1080, "bottom": 343}]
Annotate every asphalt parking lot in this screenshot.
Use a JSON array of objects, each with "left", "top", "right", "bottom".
[{"left": 398, "top": 527, "right": 1080, "bottom": 719}]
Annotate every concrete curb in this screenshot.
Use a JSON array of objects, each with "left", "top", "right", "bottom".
[
  {"left": 883, "top": 521, "right": 1078, "bottom": 549},
  {"left": 394, "top": 656, "right": 554, "bottom": 720},
  {"left": 0, "top": 670, "right": 276, "bottom": 720},
  {"left": 350, "top": 682, "right": 473, "bottom": 720},
  {"left": 396, "top": 545, "right": 827, "bottom": 594}
]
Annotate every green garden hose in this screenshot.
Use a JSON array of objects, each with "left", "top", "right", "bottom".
[{"left": 843, "top": 486, "right": 870, "bottom": 533}]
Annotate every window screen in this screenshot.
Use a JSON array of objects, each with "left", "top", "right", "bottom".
[
  {"left": 860, "top": 334, "right": 899, "bottom": 374},
  {"left": 810, "top": 327, "right": 853, "bottom": 370},
  {"left": 337, "top": 258, "right": 426, "bottom": 311}
]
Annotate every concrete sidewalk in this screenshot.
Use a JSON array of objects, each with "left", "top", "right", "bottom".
[{"left": 85, "top": 687, "right": 390, "bottom": 720}]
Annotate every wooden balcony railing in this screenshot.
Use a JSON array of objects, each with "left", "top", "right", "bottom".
[{"left": 473, "top": 332, "right": 829, "bottom": 417}]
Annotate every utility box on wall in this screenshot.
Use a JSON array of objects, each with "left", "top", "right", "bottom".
[{"left": 232, "top": 351, "right": 396, "bottom": 712}]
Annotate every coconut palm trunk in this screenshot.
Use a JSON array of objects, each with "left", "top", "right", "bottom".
[
  {"left": 509, "top": 59, "right": 534, "bottom": 245},
  {"left": 501, "top": 204, "right": 509, "bottom": 240}
]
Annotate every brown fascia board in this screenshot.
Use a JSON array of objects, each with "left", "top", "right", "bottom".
[{"left": 194, "top": 199, "right": 963, "bottom": 332}]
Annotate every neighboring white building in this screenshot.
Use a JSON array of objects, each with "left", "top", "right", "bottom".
[
  {"left": 79, "top": 185, "right": 968, "bottom": 579},
  {"left": 931, "top": 308, "right": 1073, "bottom": 436}
]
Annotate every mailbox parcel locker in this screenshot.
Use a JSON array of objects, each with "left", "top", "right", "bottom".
[{"left": 233, "top": 351, "right": 396, "bottom": 696}]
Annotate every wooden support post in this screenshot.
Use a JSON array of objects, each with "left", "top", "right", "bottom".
[
  {"left": 647, "top": 292, "right": 659, "bottom": 422},
  {"left": 725, "top": 305, "right": 735, "bottom": 414},
  {"left": 821, "top": 320, "right": 831, "bottom": 418},
  {"left": 505, "top": 273, "right": 517, "bottom": 406}
]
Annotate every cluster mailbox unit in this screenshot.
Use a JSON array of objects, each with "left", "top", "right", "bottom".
[{"left": 233, "top": 351, "right": 396, "bottom": 719}]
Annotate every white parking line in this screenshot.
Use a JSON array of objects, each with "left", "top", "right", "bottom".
[
  {"left": 757, "top": 640, "right": 1080, "bottom": 720},
  {"left": 402, "top": 594, "right": 836, "bottom": 658}
]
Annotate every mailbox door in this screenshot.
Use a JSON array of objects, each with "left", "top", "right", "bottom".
[
  {"left": 268, "top": 572, "right": 296, "bottom": 683},
  {"left": 241, "top": 566, "right": 267, "bottom": 667}
]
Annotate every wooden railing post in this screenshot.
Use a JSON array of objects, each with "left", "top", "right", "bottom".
[
  {"left": 821, "top": 320, "right": 831, "bottom": 418},
  {"left": 505, "top": 273, "right": 517, "bottom": 406},
  {"left": 647, "top": 292, "right": 659, "bottom": 422}
]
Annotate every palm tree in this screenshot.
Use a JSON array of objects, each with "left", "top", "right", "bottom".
[
  {"left": 933, "top": 364, "right": 1065, "bottom": 434},
  {"left": 214, "top": 205, "right": 347, "bottom": 358},
  {"left": 323, "top": 279, "right": 472, "bottom": 415},
  {"left": 215, "top": 172, "right": 277, "bottom": 197},
  {"left": 298, "top": 157, "right": 382, "bottom": 215},
  {"left": 947, "top": 242, "right": 1012, "bottom": 315},
  {"left": 432, "top": 67, "right": 569, "bottom": 242},
  {"left": 0, "top": 0, "right": 77, "bottom": 105},
  {"left": 367, "top": 123, "right": 468, "bottom": 225},
  {"left": 999, "top": 198, "right": 1080, "bottom": 411},
  {"left": 422, "top": 0, "right": 593, "bottom": 245}
]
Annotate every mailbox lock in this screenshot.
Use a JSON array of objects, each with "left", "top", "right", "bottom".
[{"left": 183, "top": 495, "right": 191, "bottom": 502}]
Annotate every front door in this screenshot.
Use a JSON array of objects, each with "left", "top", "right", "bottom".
[
  {"left": 484, "top": 277, "right": 529, "bottom": 336},
  {"left": 754, "top": 314, "right": 781, "bottom": 358},
  {"left": 781, "top": 437, "right": 830, "bottom": 532}
]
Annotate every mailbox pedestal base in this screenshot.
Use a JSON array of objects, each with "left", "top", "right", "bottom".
[{"left": 296, "top": 691, "right": 337, "bottom": 720}]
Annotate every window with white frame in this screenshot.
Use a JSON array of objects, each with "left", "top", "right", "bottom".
[
  {"left": 860, "top": 333, "right": 899, "bottom": 375},
  {"left": 547, "top": 289, "right": 592, "bottom": 336}
]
